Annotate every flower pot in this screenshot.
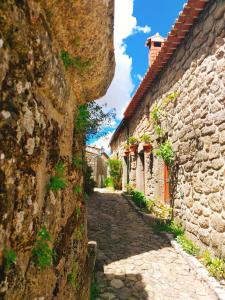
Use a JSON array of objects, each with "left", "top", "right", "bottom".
[
  {"left": 143, "top": 144, "right": 152, "bottom": 153},
  {"left": 124, "top": 150, "right": 130, "bottom": 157},
  {"left": 130, "top": 144, "right": 138, "bottom": 153}
]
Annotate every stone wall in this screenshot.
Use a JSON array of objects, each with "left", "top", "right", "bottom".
[
  {"left": 0, "top": 1, "right": 114, "bottom": 299},
  {"left": 111, "top": 0, "right": 225, "bottom": 257}
]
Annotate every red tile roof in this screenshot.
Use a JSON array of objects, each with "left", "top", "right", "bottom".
[{"left": 110, "top": 0, "right": 209, "bottom": 146}]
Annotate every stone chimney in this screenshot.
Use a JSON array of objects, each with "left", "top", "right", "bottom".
[{"left": 146, "top": 33, "right": 164, "bottom": 66}]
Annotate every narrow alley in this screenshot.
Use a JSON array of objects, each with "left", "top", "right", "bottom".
[{"left": 88, "top": 190, "right": 218, "bottom": 300}]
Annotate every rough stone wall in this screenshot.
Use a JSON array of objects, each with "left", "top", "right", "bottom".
[
  {"left": 111, "top": 0, "right": 225, "bottom": 257},
  {"left": 0, "top": 1, "right": 114, "bottom": 299}
]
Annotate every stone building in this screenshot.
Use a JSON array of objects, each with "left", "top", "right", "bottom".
[
  {"left": 110, "top": 0, "right": 225, "bottom": 257},
  {"left": 86, "top": 146, "right": 109, "bottom": 187}
]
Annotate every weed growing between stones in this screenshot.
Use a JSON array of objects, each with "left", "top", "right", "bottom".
[
  {"left": 32, "top": 227, "right": 55, "bottom": 270},
  {"left": 154, "top": 140, "right": 174, "bottom": 166},
  {"left": 48, "top": 161, "right": 67, "bottom": 191},
  {"left": 176, "top": 235, "right": 200, "bottom": 256},
  {"left": 90, "top": 280, "right": 100, "bottom": 300},
  {"left": 72, "top": 157, "right": 84, "bottom": 169},
  {"left": 3, "top": 248, "right": 16, "bottom": 271},
  {"left": 73, "top": 184, "right": 82, "bottom": 195},
  {"left": 153, "top": 220, "right": 184, "bottom": 237},
  {"left": 60, "top": 50, "right": 91, "bottom": 70},
  {"left": 74, "top": 224, "right": 84, "bottom": 241},
  {"left": 200, "top": 251, "right": 225, "bottom": 280}
]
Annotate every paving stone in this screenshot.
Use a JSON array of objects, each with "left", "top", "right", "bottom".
[
  {"left": 88, "top": 191, "right": 218, "bottom": 300},
  {"left": 110, "top": 279, "right": 124, "bottom": 289}
]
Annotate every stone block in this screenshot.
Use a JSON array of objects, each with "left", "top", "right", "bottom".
[
  {"left": 214, "top": 1, "right": 225, "bottom": 20},
  {"left": 198, "top": 216, "right": 209, "bottom": 229},
  {"left": 219, "top": 132, "right": 225, "bottom": 145},
  {"left": 208, "top": 193, "right": 223, "bottom": 213},
  {"left": 210, "top": 214, "right": 225, "bottom": 233},
  {"left": 193, "top": 202, "right": 203, "bottom": 216},
  {"left": 211, "top": 158, "right": 223, "bottom": 170},
  {"left": 199, "top": 228, "right": 210, "bottom": 246},
  {"left": 201, "top": 125, "right": 216, "bottom": 136}
]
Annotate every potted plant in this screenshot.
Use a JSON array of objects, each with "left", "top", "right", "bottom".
[
  {"left": 123, "top": 143, "right": 130, "bottom": 156},
  {"left": 128, "top": 136, "right": 139, "bottom": 153},
  {"left": 141, "top": 134, "right": 152, "bottom": 152}
]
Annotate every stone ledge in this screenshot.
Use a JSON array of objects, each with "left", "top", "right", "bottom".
[{"left": 165, "top": 233, "right": 225, "bottom": 300}]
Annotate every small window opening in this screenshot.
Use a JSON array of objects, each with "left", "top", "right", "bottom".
[{"left": 154, "top": 42, "right": 161, "bottom": 47}]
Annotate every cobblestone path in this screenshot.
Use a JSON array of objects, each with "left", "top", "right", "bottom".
[{"left": 87, "top": 190, "right": 218, "bottom": 300}]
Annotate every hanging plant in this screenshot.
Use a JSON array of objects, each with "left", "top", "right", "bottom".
[
  {"left": 141, "top": 134, "right": 152, "bottom": 152},
  {"left": 128, "top": 136, "right": 139, "bottom": 153},
  {"left": 155, "top": 140, "right": 174, "bottom": 166}
]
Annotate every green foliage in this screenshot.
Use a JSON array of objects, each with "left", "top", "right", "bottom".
[
  {"left": 75, "top": 105, "right": 89, "bottom": 132},
  {"left": 154, "top": 124, "right": 165, "bottom": 138},
  {"left": 162, "top": 92, "right": 179, "bottom": 107},
  {"left": 104, "top": 177, "right": 114, "bottom": 189},
  {"left": 107, "top": 159, "right": 122, "bottom": 190},
  {"left": 150, "top": 103, "right": 161, "bottom": 123},
  {"left": 201, "top": 251, "right": 225, "bottom": 280},
  {"left": 75, "top": 102, "right": 116, "bottom": 141},
  {"left": 74, "top": 224, "right": 84, "bottom": 241},
  {"left": 126, "top": 183, "right": 134, "bottom": 194},
  {"left": 83, "top": 162, "right": 95, "bottom": 195},
  {"left": 67, "top": 260, "right": 79, "bottom": 286},
  {"left": 176, "top": 235, "right": 200, "bottom": 256},
  {"left": 72, "top": 157, "right": 84, "bottom": 169},
  {"left": 153, "top": 220, "right": 184, "bottom": 237},
  {"left": 49, "top": 161, "right": 67, "bottom": 191},
  {"left": 73, "top": 184, "right": 82, "bottom": 195},
  {"left": 130, "top": 190, "right": 149, "bottom": 210},
  {"left": 32, "top": 227, "right": 54, "bottom": 270},
  {"left": 155, "top": 140, "right": 174, "bottom": 166},
  {"left": 141, "top": 134, "right": 152, "bottom": 144},
  {"left": 60, "top": 50, "right": 91, "bottom": 70},
  {"left": 128, "top": 136, "right": 139, "bottom": 145},
  {"left": 75, "top": 206, "right": 81, "bottom": 220},
  {"left": 152, "top": 202, "right": 173, "bottom": 219},
  {"left": 90, "top": 281, "right": 100, "bottom": 300},
  {"left": 3, "top": 248, "right": 16, "bottom": 271}
]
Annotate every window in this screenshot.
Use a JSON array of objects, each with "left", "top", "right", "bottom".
[{"left": 154, "top": 42, "right": 161, "bottom": 47}]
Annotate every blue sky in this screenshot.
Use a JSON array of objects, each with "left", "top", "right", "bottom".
[{"left": 89, "top": 0, "right": 186, "bottom": 151}]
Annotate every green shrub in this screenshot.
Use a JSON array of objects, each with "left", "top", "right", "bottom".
[
  {"left": 32, "top": 227, "right": 54, "bottom": 270},
  {"left": 152, "top": 202, "right": 173, "bottom": 219},
  {"left": 155, "top": 140, "right": 174, "bottom": 166},
  {"left": 72, "top": 157, "right": 84, "bottom": 169},
  {"left": 105, "top": 177, "right": 114, "bottom": 189},
  {"left": 201, "top": 250, "right": 225, "bottom": 280},
  {"left": 83, "top": 162, "right": 95, "bottom": 195},
  {"left": 176, "top": 235, "right": 200, "bottom": 256},
  {"left": 3, "top": 248, "right": 16, "bottom": 271},
  {"left": 130, "top": 190, "right": 148, "bottom": 210},
  {"left": 107, "top": 159, "right": 122, "bottom": 190},
  {"left": 126, "top": 183, "right": 134, "bottom": 194},
  {"left": 90, "top": 281, "right": 100, "bottom": 300},
  {"left": 75, "top": 105, "right": 89, "bottom": 132},
  {"left": 153, "top": 220, "right": 184, "bottom": 237}
]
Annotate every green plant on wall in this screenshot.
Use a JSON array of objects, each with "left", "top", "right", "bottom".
[
  {"left": 155, "top": 140, "right": 174, "bottom": 166},
  {"left": 49, "top": 161, "right": 67, "bottom": 191},
  {"left": 72, "top": 156, "right": 84, "bottom": 169},
  {"left": 150, "top": 103, "right": 162, "bottom": 123},
  {"left": 128, "top": 136, "right": 139, "bottom": 145},
  {"left": 154, "top": 125, "right": 165, "bottom": 138},
  {"left": 162, "top": 91, "right": 179, "bottom": 107},
  {"left": 74, "top": 224, "right": 85, "bottom": 241},
  {"left": 73, "top": 184, "right": 82, "bottom": 195},
  {"left": 3, "top": 248, "right": 16, "bottom": 271},
  {"left": 141, "top": 134, "right": 152, "bottom": 144},
  {"left": 60, "top": 50, "right": 91, "bottom": 70},
  {"left": 32, "top": 226, "right": 55, "bottom": 270}
]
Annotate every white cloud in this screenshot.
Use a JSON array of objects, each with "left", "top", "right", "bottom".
[
  {"left": 97, "top": 0, "right": 151, "bottom": 119},
  {"left": 136, "top": 73, "right": 143, "bottom": 81},
  {"left": 90, "top": 131, "right": 114, "bottom": 154},
  {"left": 94, "top": 0, "right": 151, "bottom": 151}
]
